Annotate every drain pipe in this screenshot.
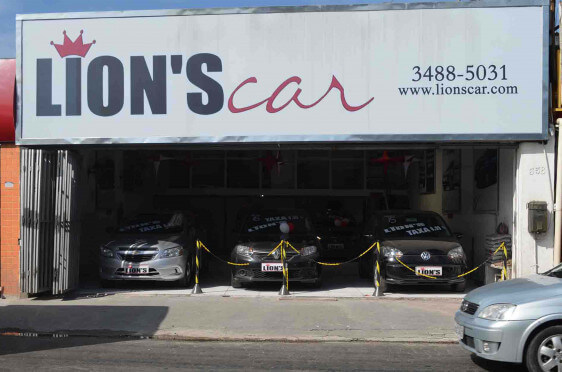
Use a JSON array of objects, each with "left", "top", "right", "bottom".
[{"left": 554, "top": 119, "right": 562, "bottom": 266}]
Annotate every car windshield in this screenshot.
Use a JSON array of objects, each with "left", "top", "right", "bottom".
[
  {"left": 242, "top": 212, "right": 312, "bottom": 234},
  {"left": 542, "top": 264, "right": 562, "bottom": 278},
  {"left": 117, "top": 213, "right": 183, "bottom": 234},
  {"left": 380, "top": 213, "right": 452, "bottom": 238}
]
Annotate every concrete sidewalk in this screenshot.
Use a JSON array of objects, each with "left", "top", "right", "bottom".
[{"left": 0, "top": 294, "right": 462, "bottom": 343}]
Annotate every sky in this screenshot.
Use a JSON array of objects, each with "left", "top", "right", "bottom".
[{"left": 0, "top": 0, "right": 462, "bottom": 58}]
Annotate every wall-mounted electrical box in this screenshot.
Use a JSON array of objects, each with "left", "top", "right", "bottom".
[{"left": 527, "top": 201, "right": 548, "bottom": 234}]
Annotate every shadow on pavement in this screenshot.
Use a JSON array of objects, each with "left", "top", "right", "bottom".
[
  {"left": 470, "top": 354, "right": 527, "bottom": 371},
  {"left": 0, "top": 305, "right": 168, "bottom": 356},
  {"left": 0, "top": 334, "right": 132, "bottom": 357}
]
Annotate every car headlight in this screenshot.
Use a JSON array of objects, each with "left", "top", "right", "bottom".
[
  {"left": 235, "top": 245, "right": 253, "bottom": 257},
  {"left": 382, "top": 246, "right": 403, "bottom": 261},
  {"left": 478, "top": 304, "right": 517, "bottom": 321},
  {"left": 448, "top": 247, "right": 466, "bottom": 263},
  {"left": 300, "top": 246, "right": 317, "bottom": 256},
  {"left": 100, "top": 247, "right": 114, "bottom": 258},
  {"left": 161, "top": 246, "right": 184, "bottom": 258}
]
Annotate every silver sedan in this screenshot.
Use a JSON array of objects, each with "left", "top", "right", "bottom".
[
  {"left": 455, "top": 264, "right": 562, "bottom": 371},
  {"left": 99, "top": 213, "right": 197, "bottom": 287}
]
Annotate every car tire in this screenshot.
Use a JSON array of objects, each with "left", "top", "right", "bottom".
[
  {"left": 310, "top": 277, "right": 322, "bottom": 289},
  {"left": 231, "top": 272, "right": 243, "bottom": 288},
  {"left": 186, "top": 257, "right": 196, "bottom": 287},
  {"left": 526, "top": 325, "right": 562, "bottom": 372},
  {"left": 175, "top": 259, "right": 192, "bottom": 288},
  {"left": 453, "top": 281, "right": 466, "bottom": 292},
  {"left": 100, "top": 279, "right": 114, "bottom": 288}
]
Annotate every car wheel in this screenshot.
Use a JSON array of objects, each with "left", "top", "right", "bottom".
[
  {"left": 185, "top": 257, "right": 195, "bottom": 287},
  {"left": 452, "top": 281, "right": 466, "bottom": 292},
  {"left": 231, "top": 272, "right": 243, "bottom": 289},
  {"left": 100, "top": 279, "right": 114, "bottom": 288},
  {"left": 175, "top": 260, "right": 192, "bottom": 288},
  {"left": 310, "top": 277, "right": 322, "bottom": 289},
  {"left": 526, "top": 325, "right": 562, "bottom": 372}
]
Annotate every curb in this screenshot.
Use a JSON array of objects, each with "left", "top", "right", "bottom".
[{"left": 0, "top": 329, "right": 458, "bottom": 344}]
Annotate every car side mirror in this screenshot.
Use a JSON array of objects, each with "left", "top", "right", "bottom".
[{"left": 455, "top": 233, "right": 463, "bottom": 240}]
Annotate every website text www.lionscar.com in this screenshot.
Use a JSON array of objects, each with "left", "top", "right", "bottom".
[{"left": 398, "top": 83, "right": 519, "bottom": 96}]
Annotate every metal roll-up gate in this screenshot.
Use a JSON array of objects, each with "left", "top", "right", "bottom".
[{"left": 20, "top": 149, "right": 81, "bottom": 295}]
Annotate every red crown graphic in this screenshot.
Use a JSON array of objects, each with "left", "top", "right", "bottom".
[{"left": 50, "top": 30, "right": 95, "bottom": 58}]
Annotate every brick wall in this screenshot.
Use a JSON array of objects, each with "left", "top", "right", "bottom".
[{"left": 0, "top": 145, "right": 20, "bottom": 296}]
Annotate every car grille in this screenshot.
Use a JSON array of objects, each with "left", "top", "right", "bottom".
[
  {"left": 251, "top": 250, "right": 299, "bottom": 260},
  {"left": 462, "top": 335, "right": 475, "bottom": 349},
  {"left": 236, "top": 268, "right": 316, "bottom": 280},
  {"left": 461, "top": 300, "right": 479, "bottom": 315},
  {"left": 118, "top": 253, "right": 157, "bottom": 262}
]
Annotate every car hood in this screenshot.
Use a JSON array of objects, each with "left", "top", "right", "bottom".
[
  {"left": 382, "top": 239, "right": 461, "bottom": 255},
  {"left": 465, "top": 274, "right": 562, "bottom": 306},
  {"left": 234, "top": 236, "right": 317, "bottom": 253},
  {"left": 103, "top": 234, "right": 183, "bottom": 250}
]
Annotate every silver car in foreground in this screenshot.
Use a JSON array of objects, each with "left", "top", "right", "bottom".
[
  {"left": 455, "top": 264, "right": 562, "bottom": 371},
  {"left": 99, "top": 212, "right": 197, "bottom": 287}
]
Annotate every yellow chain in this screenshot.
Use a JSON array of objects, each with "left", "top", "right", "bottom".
[
  {"left": 285, "top": 241, "right": 378, "bottom": 266},
  {"left": 198, "top": 240, "right": 250, "bottom": 266},
  {"left": 394, "top": 242, "right": 507, "bottom": 280}
]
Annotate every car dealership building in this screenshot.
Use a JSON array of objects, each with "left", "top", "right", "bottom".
[{"left": 1, "top": 0, "right": 559, "bottom": 296}]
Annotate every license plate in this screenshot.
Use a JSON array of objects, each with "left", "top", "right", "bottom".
[
  {"left": 261, "top": 263, "right": 283, "bottom": 272},
  {"left": 125, "top": 265, "right": 149, "bottom": 274},
  {"left": 455, "top": 324, "right": 464, "bottom": 340},
  {"left": 328, "top": 243, "right": 344, "bottom": 250},
  {"left": 415, "top": 266, "right": 442, "bottom": 276}
]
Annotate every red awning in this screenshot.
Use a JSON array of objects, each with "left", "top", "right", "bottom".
[{"left": 0, "top": 59, "right": 15, "bottom": 142}]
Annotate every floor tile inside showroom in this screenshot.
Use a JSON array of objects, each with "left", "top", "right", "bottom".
[{"left": 77, "top": 262, "right": 472, "bottom": 299}]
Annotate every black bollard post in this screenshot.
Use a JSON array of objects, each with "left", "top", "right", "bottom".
[
  {"left": 372, "top": 242, "right": 384, "bottom": 297},
  {"left": 278, "top": 240, "right": 290, "bottom": 296},
  {"left": 192, "top": 240, "right": 203, "bottom": 294}
]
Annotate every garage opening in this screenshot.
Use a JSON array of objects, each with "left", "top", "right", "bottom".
[{"left": 29, "top": 145, "right": 510, "bottom": 296}]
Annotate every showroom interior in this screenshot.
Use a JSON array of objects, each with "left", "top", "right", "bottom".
[{"left": 60, "top": 144, "right": 515, "bottom": 291}]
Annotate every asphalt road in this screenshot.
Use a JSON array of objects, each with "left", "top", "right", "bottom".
[{"left": 0, "top": 336, "right": 525, "bottom": 371}]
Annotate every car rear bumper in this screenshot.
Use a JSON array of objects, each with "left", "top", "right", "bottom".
[
  {"left": 99, "top": 256, "right": 188, "bottom": 281},
  {"left": 455, "top": 310, "right": 532, "bottom": 363}
]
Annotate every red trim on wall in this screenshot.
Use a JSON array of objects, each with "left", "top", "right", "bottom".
[{"left": 0, "top": 59, "right": 15, "bottom": 143}]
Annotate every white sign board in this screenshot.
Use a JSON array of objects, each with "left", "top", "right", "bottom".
[{"left": 16, "top": 2, "right": 548, "bottom": 145}]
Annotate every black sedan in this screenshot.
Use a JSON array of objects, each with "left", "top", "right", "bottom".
[
  {"left": 358, "top": 210, "right": 467, "bottom": 292},
  {"left": 230, "top": 209, "right": 322, "bottom": 288}
]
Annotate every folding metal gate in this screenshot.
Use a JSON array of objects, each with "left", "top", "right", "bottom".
[
  {"left": 20, "top": 149, "right": 80, "bottom": 295},
  {"left": 52, "top": 150, "right": 81, "bottom": 295}
]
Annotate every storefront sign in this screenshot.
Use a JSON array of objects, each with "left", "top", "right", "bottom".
[{"left": 16, "top": 2, "right": 548, "bottom": 145}]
